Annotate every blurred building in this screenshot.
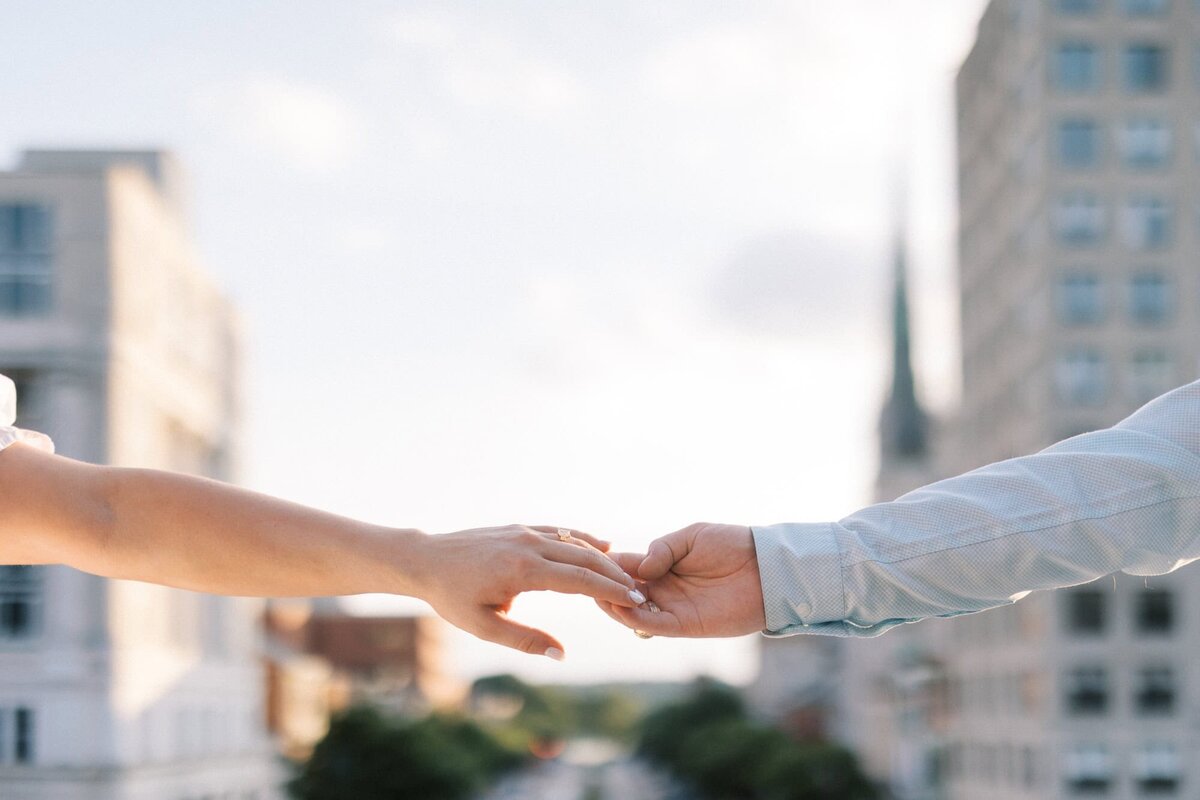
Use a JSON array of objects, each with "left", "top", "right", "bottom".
[
  {"left": 264, "top": 600, "right": 463, "bottom": 759},
  {"left": 835, "top": 229, "right": 950, "bottom": 800},
  {"left": 0, "top": 150, "right": 280, "bottom": 799},
  {"left": 946, "top": 0, "right": 1200, "bottom": 797}
]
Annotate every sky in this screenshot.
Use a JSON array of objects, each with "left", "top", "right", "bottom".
[{"left": 1, "top": 0, "right": 988, "bottom": 685}]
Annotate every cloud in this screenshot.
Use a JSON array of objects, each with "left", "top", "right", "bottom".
[
  {"left": 194, "top": 76, "right": 365, "bottom": 173},
  {"left": 383, "top": 9, "right": 586, "bottom": 118},
  {"left": 711, "top": 231, "right": 882, "bottom": 340}
]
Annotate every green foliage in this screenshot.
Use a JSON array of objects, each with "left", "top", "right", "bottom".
[
  {"left": 636, "top": 681, "right": 879, "bottom": 800},
  {"left": 573, "top": 688, "right": 643, "bottom": 742},
  {"left": 288, "top": 706, "right": 525, "bottom": 800}
]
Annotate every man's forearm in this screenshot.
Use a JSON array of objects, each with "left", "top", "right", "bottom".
[{"left": 757, "top": 379, "right": 1200, "bottom": 637}]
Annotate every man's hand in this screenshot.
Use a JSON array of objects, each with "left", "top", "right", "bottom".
[{"left": 597, "top": 523, "right": 766, "bottom": 637}]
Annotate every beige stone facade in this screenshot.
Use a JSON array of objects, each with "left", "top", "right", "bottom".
[{"left": 0, "top": 150, "right": 280, "bottom": 799}]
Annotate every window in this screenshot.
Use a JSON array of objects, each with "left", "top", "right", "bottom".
[
  {"left": 1136, "top": 589, "right": 1174, "bottom": 634},
  {"left": 1129, "top": 349, "right": 1175, "bottom": 402},
  {"left": 1136, "top": 666, "right": 1176, "bottom": 715},
  {"left": 1055, "top": 193, "right": 1106, "bottom": 245},
  {"left": 1057, "top": 350, "right": 1109, "bottom": 406},
  {"left": 1065, "top": 667, "right": 1109, "bottom": 714},
  {"left": 1118, "top": 119, "right": 1172, "bottom": 167},
  {"left": 0, "top": 566, "right": 43, "bottom": 641},
  {"left": 1057, "top": 273, "right": 1105, "bottom": 324},
  {"left": 1121, "top": 197, "right": 1172, "bottom": 249},
  {"left": 1130, "top": 273, "right": 1172, "bottom": 324},
  {"left": 1124, "top": 44, "right": 1169, "bottom": 92},
  {"left": 1055, "top": 44, "right": 1102, "bottom": 92},
  {"left": 1064, "top": 589, "right": 1108, "bottom": 634},
  {"left": 1134, "top": 744, "right": 1179, "bottom": 794},
  {"left": 14, "top": 708, "right": 32, "bottom": 764},
  {"left": 1123, "top": 0, "right": 1170, "bottom": 13},
  {"left": 1058, "top": 119, "right": 1102, "bottom": 167},
  {"left": 1059, "top": 0, "right": 1101, "bottom": 11},
  {"left": 0, "top": 204, "right": 53, "bottom": 316},
  {"left": 1064, "top": 744, "right": 1112, "bottom": 794},
  {"left": 0, "top": 707, "right": 35, "bottom": 764}
]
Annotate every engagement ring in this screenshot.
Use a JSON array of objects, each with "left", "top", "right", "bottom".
[{"left": 556, "top": 528, "right": 572, "bottom": 541}]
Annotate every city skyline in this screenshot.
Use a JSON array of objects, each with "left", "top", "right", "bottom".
[{"left": 0, "top": 0, "right": 987, "bottom": 684}]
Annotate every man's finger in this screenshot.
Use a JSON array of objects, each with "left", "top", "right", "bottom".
[
  {"left": 607, "top": 551, "right": 645, "bottom": 576},
  {"left": 608, "top": 601, "right": 684, "bottom": 637},
  {"left": 469, "top": 609, "right": 566, "bottom": 660},
  {"left": 639, "top": 527, "right": 693, "bottom": 580}
]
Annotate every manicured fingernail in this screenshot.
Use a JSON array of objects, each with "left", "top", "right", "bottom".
[
  {"left": 544, "top": 647, "right": 565, "bottom": 662},
  {"left": 629, "top": 589, "right": 647, "bottom": 605}
]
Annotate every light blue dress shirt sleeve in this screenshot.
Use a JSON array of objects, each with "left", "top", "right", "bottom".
[{"left": 753, "top": 378, "right": 1200, "bottom": 637}]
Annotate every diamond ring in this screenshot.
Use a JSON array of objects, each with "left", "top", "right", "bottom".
[{"left": 556, "top": 528, "right": 572, "bottom": 541}]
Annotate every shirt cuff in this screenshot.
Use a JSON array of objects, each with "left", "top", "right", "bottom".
[
  {"left": 752, "top": 522, "right": 846, "bottom": 636},
  {"left": 0, "top": 426, "right": 55, "bottom": 454}
]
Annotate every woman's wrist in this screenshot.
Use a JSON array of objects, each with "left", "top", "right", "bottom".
[{"left": 368, "top": 526, "right": 434, "bottom": 598}]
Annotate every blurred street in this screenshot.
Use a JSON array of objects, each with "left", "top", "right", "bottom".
[{"left": 480, "top": 757, "right": 691, "bottom": 800}]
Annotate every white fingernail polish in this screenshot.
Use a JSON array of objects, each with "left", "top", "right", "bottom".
[
  {"left": 629, "top": 589, "right": 646, "bottom": 604},
  {"left": 544, "top": 647, "right": 565, "bottom": 662}
]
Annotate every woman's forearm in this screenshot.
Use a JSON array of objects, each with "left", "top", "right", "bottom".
[
  {"left": 1, "top": 443, "right": 428, "bottom": 597},
  {"left": 97, "top": 466, "right": 426, "bottom": 597}
]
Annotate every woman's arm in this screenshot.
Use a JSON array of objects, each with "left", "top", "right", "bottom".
[{"left": 0, "top": 443, "right": 642, "bottom": 658}]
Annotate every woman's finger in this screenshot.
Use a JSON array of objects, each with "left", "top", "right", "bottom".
[
  {"left": 541, "top": 538, "right": 638, "bottom": 590},
  {"left": 466, "top": 608, "right": 566, "bottom": 661},
  {"left": 529, "top": 525, "right": 611, "bottom": 552},
  {"left": 531, "top": 561, "right": 646, "bottom": 607}
]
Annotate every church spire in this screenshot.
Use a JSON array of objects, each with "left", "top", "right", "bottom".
[{"left": 879, "top": 224, "right": 928, "bottom": 461}]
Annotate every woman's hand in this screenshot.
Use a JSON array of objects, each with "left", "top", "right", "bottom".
[{"left": 409, "top": 525, "right": 645, "bottom": 659}]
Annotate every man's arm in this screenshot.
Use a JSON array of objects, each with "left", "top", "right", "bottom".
[{"left": 603, "top": 379, "right": 1200, "bottom": 638}]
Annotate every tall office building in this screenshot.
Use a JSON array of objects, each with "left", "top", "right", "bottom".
[
  {"left": 0, "top": 150, "right": 280, "bottom": 799},
  {"left": 944, "top": 0, "right": 1200, "bottom": 797}
]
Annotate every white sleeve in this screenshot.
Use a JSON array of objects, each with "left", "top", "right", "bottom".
[{"left": 0, "top": 374, "right": 54, "bottom": 454}]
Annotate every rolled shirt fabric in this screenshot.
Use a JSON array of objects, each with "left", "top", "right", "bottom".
[
  {"left": 753, "top": 378, "right": 1200, "bottom": 637},
  {"left": 0, "top": 373, "right": 55, "bottom": 453}
]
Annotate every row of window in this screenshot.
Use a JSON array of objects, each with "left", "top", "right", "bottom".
[
  {"left": 1056, "top": 348, "right": 1179, "bottom": 406},
  {"left": 945, "top": 740, "right": 1181, "bottom": 795},
  {"left": 1065, "top": 588, "right": 1174, "bottom": 634},
  {"left": 0, "top": 204, "right": 52, "bottom": 316},
  {"left": 1056, "top": 117, "right": 1182, "bottom": 169},
  {"left": 1057, "top": 271, "right": 1174, "bottom": 325},
  {"left": 1065, "top": 665, "right": 1177, "bottom": 715},
  {"left": 1065, "top": 743, "right": 1180, "bottom": 795},
  {"left": 1058, "top": 0, "right": 1175, "bottom": 15},
  {"left": 1053, "top": 194, "right": 1173, "bottom": 249},
  {"left": 0, "top": 566, "right": 41, "bottom": 641},
  {"left": 0, "top": 707, "right": 34, "bottom": 765},
  {"left": 1053, "top": 42, "right": 1169, "bottom": 93}
]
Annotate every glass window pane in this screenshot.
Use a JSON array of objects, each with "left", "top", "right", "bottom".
[
  {"left": 1117, "top": 118, "right": 1172, "bottom": 167},
  {"left": 1055, "top": 44, "right": 1101, "bottom": 92},
  {"left": 1055, "top": 193, "right": 1106, "bottom": 245},
  {"left": 0, "top": 566, "right": 43, "bottom": 641},
  {"left": 1123, "top": 0, "right": 1170, "bottom": 13},
  {"left": 0, "top": 203, "right": 53, "bottom": 317},
  {"left": 1058, "top": 119, "right": 1101, "bottom": 167},
  {"left": 1129, "top": 349, "right": 1175, "bottom": 402},
  {"left": 1121, "top": 196, "right": 1172, "bottom": 249},
  {"left": 1057, "top": 273, "right": 1105, "bottom": 324},
  {"left": 1064, "top": 589, "right": 1108, "bottom": 633},
  {"left": 1137, "top": 589, "right": 1174, "bottom": 634},
  {"left": 1130, "top": 272, "right": 1172, "bottom": 324},
  {"left": 1056, "top": 350, "right": 1108, "bottom": 406},
  {"left": 1124, "top": 44, "right": 1170, "bottom": 92},
  {"left": 1065, "top": 666, "right": 1109, "bottom": 714},
  {"left": 1136, "top": 666, "right": 1176, "bottom": 715}
]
